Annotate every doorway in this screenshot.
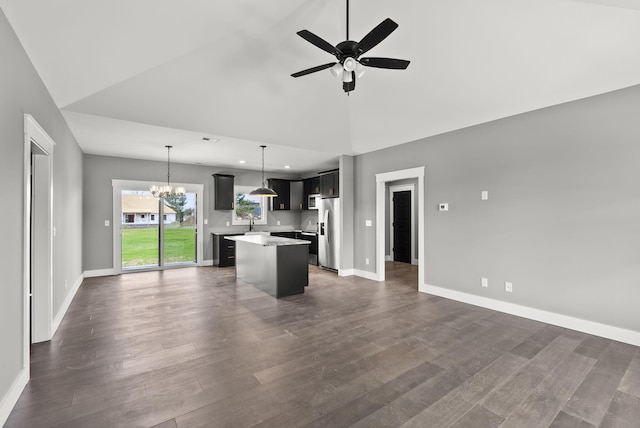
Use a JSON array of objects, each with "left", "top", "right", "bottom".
[
  {"left": 375, "top": 167, "right": 425, "bottom": 289},
  {"left": 113, "top": 180, "right": 204, "bottom": 273},
  {"left": 390, "top": 188, "right": 413, "bottom": 264},
  {"left": 23, "top": 114, "right": 55, "bottom": 368}
]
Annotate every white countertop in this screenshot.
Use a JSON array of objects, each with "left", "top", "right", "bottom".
[{"left": 225, "top": 235, "right": 310, "bottom": 247}]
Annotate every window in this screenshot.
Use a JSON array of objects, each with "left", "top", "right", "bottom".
[
  {"left": 151, "top": 214, "right": 155, "bottom": 221},
  {"left": 126, "top": 214, "right": 134, "bottom": 223},
  {"left": 163, "top": 214, "right": 167, "bottom": 220},
  {"left": 232, "top": 185, "right": 267, "bottom": 226},
  {"left": 141, "top": 214, "right": 145, "bottom": 219}
]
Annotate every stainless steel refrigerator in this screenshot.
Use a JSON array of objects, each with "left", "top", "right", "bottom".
[{"left": 318, "top": 197, "right": 340, "bottom": 271}]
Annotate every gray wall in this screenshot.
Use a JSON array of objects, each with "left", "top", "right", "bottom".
[
  {"left": 340, "top": 155, "right": 355, "bottom": 271},
  {"left": 83, "top": 154, "right": 305, "bottom": 271},
  {"left": 0, "top": 8, "right": 83, "bottom": 411},
  {"left": 354, "top": 85, "right": 640, "bottom": 332}
]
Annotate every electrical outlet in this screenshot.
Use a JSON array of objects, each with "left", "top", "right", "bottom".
[
  {"left": 226, "top": 221, "right": 230, "bottom": 227},
  {"left": 505, "top": 282, "right": 513, "bottom": 293},
  {"left": 365, "top": 258, "right": 370, "bottom": 265},
  {"left": 277, "top": 221, "right": 280, "bottom": 226},
  {"left": 104, "top": 220, "right": 110, "bottom": 227},
  {"left": 204, "top": 219, "right": 208, "bottom": 225},
  {"left": 481, "top": 277, "right": 488, "bottom": 288}
]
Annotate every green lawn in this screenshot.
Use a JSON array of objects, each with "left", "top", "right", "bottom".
[{"left": 122, "top": 227, "right": 195, "bottom": 267}]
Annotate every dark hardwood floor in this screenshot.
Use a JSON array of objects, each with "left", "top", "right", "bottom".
[{"left": 6, "top": 262, "right": 640, "bottom": 427}]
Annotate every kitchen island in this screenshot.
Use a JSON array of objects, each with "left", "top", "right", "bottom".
[{"left": 225, "top": 234, "right": 310, "bottom": 298}]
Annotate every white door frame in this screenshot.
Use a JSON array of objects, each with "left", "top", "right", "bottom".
[
  {"left": 23, "top": 114, "right": 55, "bottom": 358},
  {"left": 388, "top": 184, "right": 416, "bottom": 264},
  {"left": 376, "top": 167, "right": 425, "bottom": 288},
  {"left": 112, "top": 179, "right": 204, "bottom": 273}
]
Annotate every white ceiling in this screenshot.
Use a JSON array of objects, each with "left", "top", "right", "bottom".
[{"left": 2, "top": 0, "right": 640, "bottom": 174}]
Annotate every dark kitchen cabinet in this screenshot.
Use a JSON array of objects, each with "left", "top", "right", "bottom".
[
  {"left": 290, "top": 181, "right": 304, "bottom": 210},
  {"left": 303, "top": 176, "right": 321, "bottom": 210},
  {"left": 268, "top": 179, "right": 290, "bottom": 210},
  {"left": 307, "top": 177, "right": 321, "bottom": 195},
  {"left": 213, "top": 174, "right": 234, "bottom": 210},
  {"left": 213, "top": 233, "right": 242, "bottom": 267},
  {"left": 271, "top": 231, "right": 297, "bottom": 239},
  {"left": 320, "top": 170, "right": 339, "bottom": 198}
]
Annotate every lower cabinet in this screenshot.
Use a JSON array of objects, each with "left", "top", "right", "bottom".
[
  {"left": 270, "top": 231, "right": 297, "bottom": 239},
  {"left": 214, "top": 233, "right": 242, "bottom": 267}
]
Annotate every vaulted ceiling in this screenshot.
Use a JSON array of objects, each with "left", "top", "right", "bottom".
[{"left": 2, "top": 0, "right": 640, "bottom": 174}]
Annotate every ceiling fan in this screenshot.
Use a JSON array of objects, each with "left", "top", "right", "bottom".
[{"left": 291, "top": 0, "right": 410, "bottom": 93}]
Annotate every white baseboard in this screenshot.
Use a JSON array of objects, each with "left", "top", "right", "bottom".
[
  {"left": 0, "top": 367, "right": 28, "bottom": 426},
  {"left": 385, "top": 255, "right": 392, "bottom": 262},
  {"left": 421, "top": 283, "right": 640, "bottom": 347},
  {"left": 354, "top": 269, "right": 382, "bottom": 281},
  {"left": 339, "top": 268, "right": 354, "bottom": 277},
  {"left": 201, "top": 259, "right": 213, "bottom": 267},
  {"left": 84, "top": 268, "right": 117, "bottom": 278},
  {"left": 52, "top": 273, "right": 84, "bottom": 336},
  {"left": 412, "top": 258, "right": 419, "bottom": 265}
]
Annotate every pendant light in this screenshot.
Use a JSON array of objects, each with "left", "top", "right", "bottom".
[
  {"left": 150, "top": 145, "right": 185, "bottom": 198},
  {"left": 249, "top": 145, "right": 277, "bottom": 197}
]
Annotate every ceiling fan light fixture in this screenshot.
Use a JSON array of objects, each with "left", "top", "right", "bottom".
[
  {"left": 343, "top": 57, "right": 357, "bottom": 72},
  {"left": 342, "top": 70, "right": 353, "bottom": 83},
  {"left": 330, "top": 62, "right": 344, "bottom": 78}
]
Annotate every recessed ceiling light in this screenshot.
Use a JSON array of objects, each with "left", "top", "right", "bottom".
[
  {"left": 284, "top": 165, "right": 291, "bottom": 169},
  {"left": 239, "top": 160, "right": 246, "bottom": 164}
]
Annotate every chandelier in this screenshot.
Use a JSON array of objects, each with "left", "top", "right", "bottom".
[{"left": 150, "top": 145, "right": 185, "bottom": 198}]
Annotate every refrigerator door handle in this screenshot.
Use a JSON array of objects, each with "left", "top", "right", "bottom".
[{"left": 324, "top": 210, "right": 329, "bottom": 243}]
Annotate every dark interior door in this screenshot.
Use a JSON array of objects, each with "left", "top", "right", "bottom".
[{"left": 393, "top": 191, "right": 411, "bottom": 263}]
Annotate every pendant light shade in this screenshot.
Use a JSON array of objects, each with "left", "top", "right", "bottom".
[{"left": 249, "top": 145, "right": 277, "bottom": 197}]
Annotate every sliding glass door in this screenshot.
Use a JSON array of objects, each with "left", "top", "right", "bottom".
[
  {"left": 163, "top": 192, "right": 197, "bottom": 265},
  {"left": 119, "top": 189, "right": 197, "bottom": 271}
]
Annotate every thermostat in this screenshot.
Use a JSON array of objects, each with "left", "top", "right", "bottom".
[{"left": 439, "top": 203, "right": 449, "bottom": 211}]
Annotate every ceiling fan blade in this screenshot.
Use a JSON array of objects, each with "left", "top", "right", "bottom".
[
  {"left": 291, "top": 62, "right": 338, "bottom": 78},
  {"left": 297, "top": 30, "right": 341, "bottom": 57},
  {"left": 360, "top": 57, "right": 410, "bottom": 70},
  {"left": 357, "top": 18, "right": 398, "bottom": 56}
]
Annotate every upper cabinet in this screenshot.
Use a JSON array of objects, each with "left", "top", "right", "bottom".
[
  {"left": 268, "top": 179, "right": 291, "bottom": 210},
  {"left": 320, "top": 170, "right": 339, "bottom": 198},
  {"left": 308, "top": 176, "right": 321, "bottom": 195},
  {"left": 213, "top": 174, "right": 234, "bottom": 210},
  {"left": 290, "top": 181, "right": 304, "bottom": 210}
]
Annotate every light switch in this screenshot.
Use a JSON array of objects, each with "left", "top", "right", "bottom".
[
  {"left": 439, "top": 203, "right": 449, "bottom": 211},
  {"left": 204, "top": 219, "right": 208, "bottom": 225},
  {"left": 104, "top": 220, "right": 110, "bottom": 227},
  {"left": 481, "top": 191, "right": 489, "bottom": 200},
  {"left": 365, "top": 220, "right": 372, "bottom": 227}
]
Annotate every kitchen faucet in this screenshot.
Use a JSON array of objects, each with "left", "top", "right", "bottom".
[{"left": 249, "top": 216, "right": 254, "bottom": 232}]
